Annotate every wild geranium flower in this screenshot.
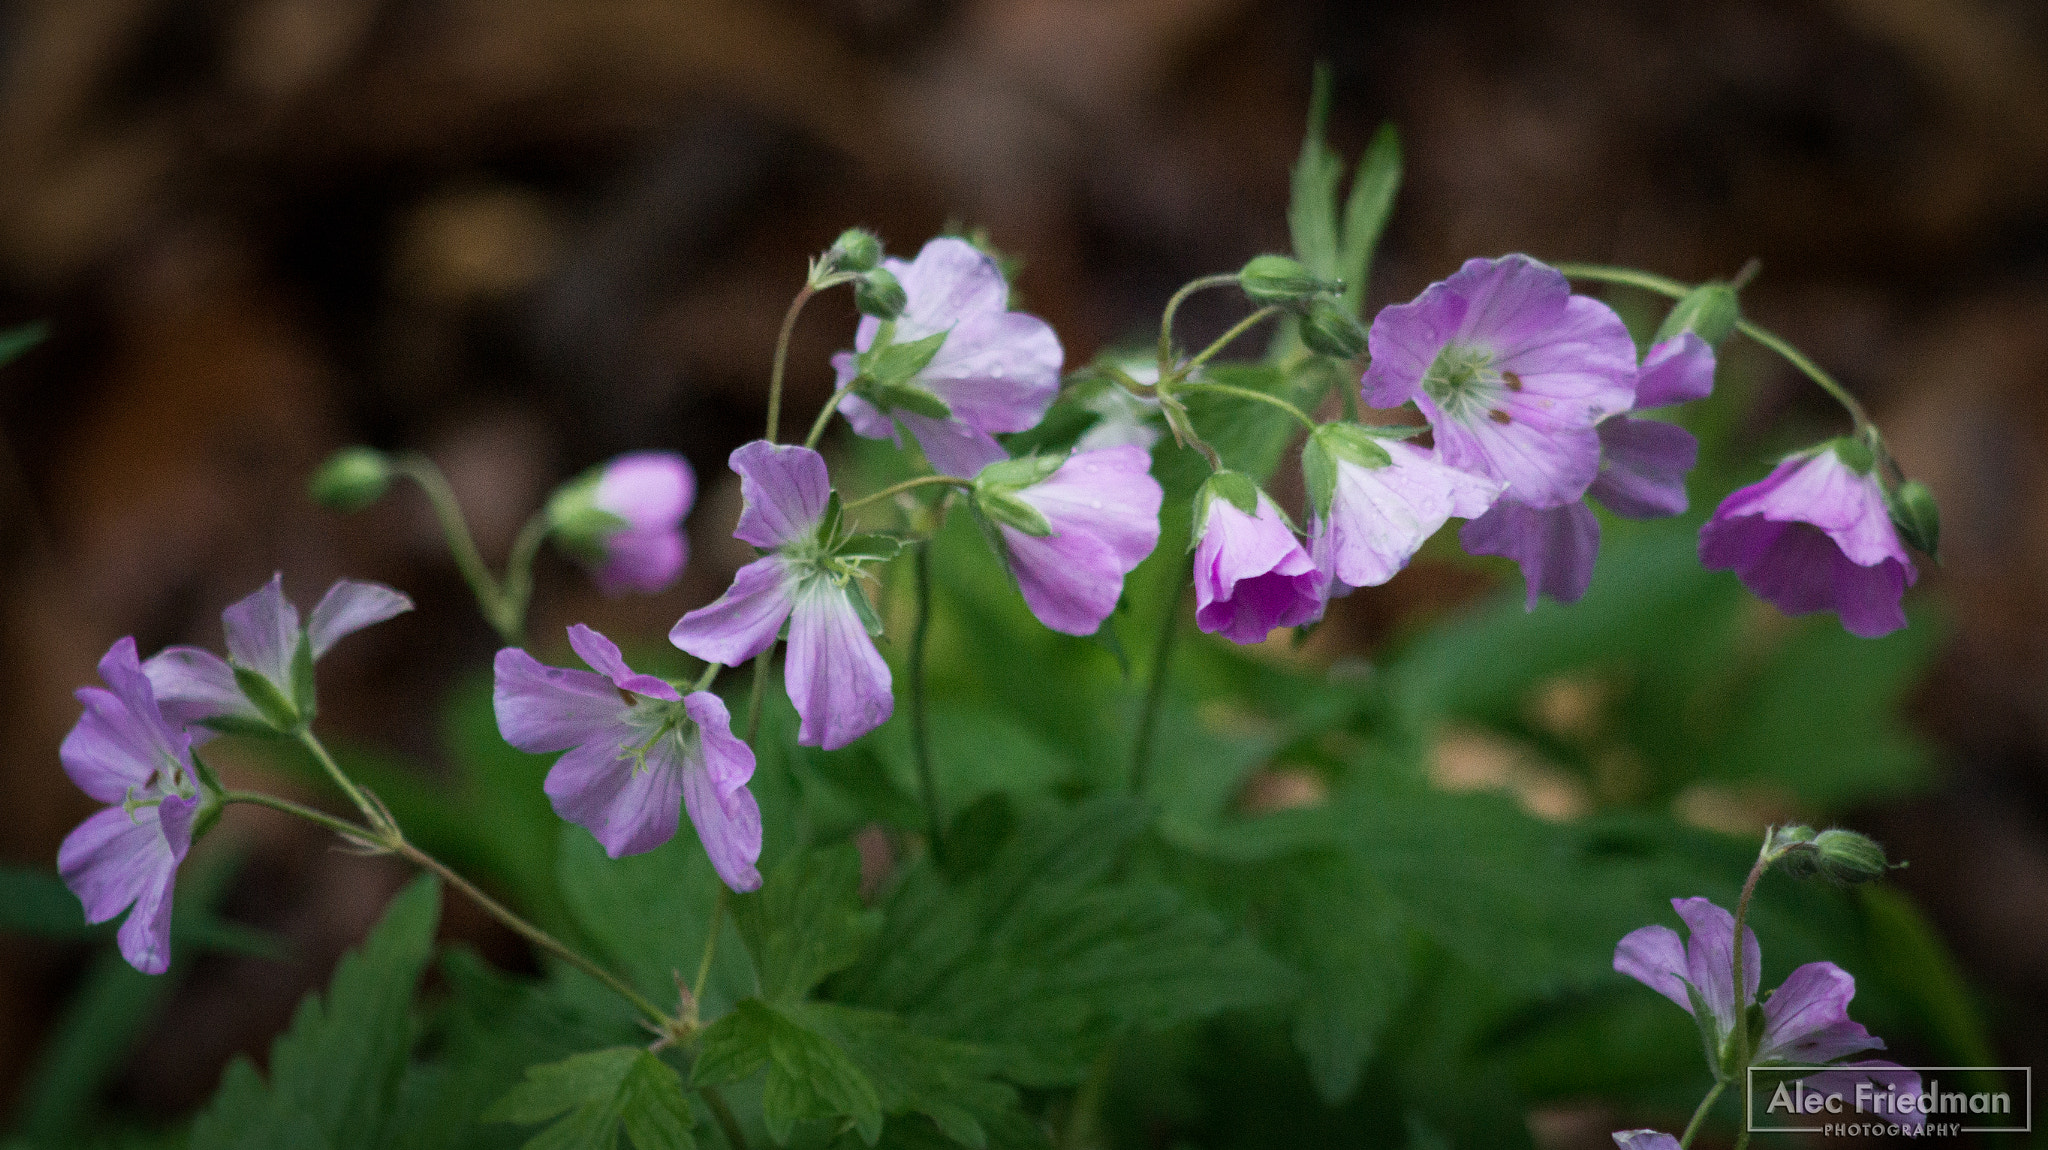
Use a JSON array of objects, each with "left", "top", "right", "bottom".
[
  {"left": 1614, "top": 896, "right": 1917, "bottom": 1104},
  {"left": 1363, "top": 254, "right": 1638, "bottom": 508},
  {"left": 1460, "top": 332, "right": 1717, "bottom": 607},
  {"left": 494, "top": 625, "right": 760, "bottom": 891},
  {"left": 1302, "top": 424, "right": 1503, "bottom": 594},
  {"left": 670, "top": 441, "right": 894, "bottom": 749},
  {"left": 832, "top": 237, "right": 1062, "bottom": 478},
  {"left": 1192, "top": 473, "right": 1322, "bottom": 645},
  {"left": 1700, "top": 440, "right": 1916, "bottom": 638},
  {"left": 140, "top": 574, "right": 413, "bottom": 735},
  {"left": 60, "top": 638, "right": 221, "bottom": 973},
  {"left": 560, "top": 452, "right": 696, "bottom": 596},
  {"left": 971, "top": 446, "right": 1164, "bottom": 635}
]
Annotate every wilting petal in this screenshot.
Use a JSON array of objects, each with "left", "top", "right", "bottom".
[
  {"left": 1591, "top": 417, "right": 1697, "bottom": 519},
  {"left": 492, "top": 647, "right": 631, "bottom": 754},
  {"left": 680, "top": 692, "right": 762, "bottom": 892},
  {"left": 1756, "top": 962, "right": 1884, "bottom": 1063},
  {"left": 307, "top": 580, "right": 413, "bottom": 659},
  {"left": 567, "top": 624, "right": 679, "bottom": 701},
  {"left": 221, "top": 573, "right": 302, "bottom": 688},
  {"left": 1614, "top": 923, "right": 1693, "bottom": 1014},
  {"left": 1635, "top": 333, "right": 1716, "bottom": 409},
  {"left": 670, "top": 556, "right": 798, "bottom": 666},
  {"left": 731, "top": 441, "right": 832, "bottom": 550},
  {"left": 1674, "top": 896, "right": 1759, "bottom": 1038},
  {"left": 785, "top": 582, "right": 893, "bottom": 750},
  {"left": 895, "top": 411, "right": 1010, "bottom": 479},
  {"left": 544, "top": 733, "right": 682, "bottom": 859},
  {"left": 1460, "top": 499, "right": 1600, "bottom": 609},
  {"left": 142, "top": 646, "right": 256, "bottom": 731},
  {"left": 594, "top": 452, "right": 695, "bottom": 532}
]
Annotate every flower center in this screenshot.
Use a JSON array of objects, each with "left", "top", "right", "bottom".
[
  {"left": 1422, "top": 344, "right": 1510, "bottom": 423},
  {"left": 621, "top": 699, "right": 693, "bottom": 776}
]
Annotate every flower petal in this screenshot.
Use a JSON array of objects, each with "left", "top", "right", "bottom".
[
  {"left": 1756, "top": 962, "right": 1884, "bottom": 1063},
  {"left": 731, "top": 441, "right": 832, "bottom": 550},
  {"left": 785, "top": 582, "right": 893, "bottom": 750},
  {"left": 62, "top": 639, "right": 193, "bottom": 804},
  {"left": 590, "top": 527, "right": 687, "bottom": 596},
  {"left": 1001, "top": 523, "right": 1127, "bottom": 636},
  {"left": 888, "top": 237, "right": 1010, "bottom": 340},
  {"left": 1613, "top": 923, "right": 1693, "bottom": 1014},
  {"left": 1795, "top": 1063, "right": 1923, "bottom": 1129},
  {"left": 1611, "top": 1132, "right": 1682, "bottom": 1150},
  {"left": 492, "top": 646, "right": 631, "bottom": 754},
  {"left": 1709, "top": 451, "right": 1911, "bottom": 570},
  {"left": 307, "top": 580, "right": 413, "bottom": 659},
  {"left": 895, "top": 412, "right": 1010, "bottom": 480},
  {"left": 1590, "top": 417, "right": 1697, "bottom": 519},
  {"left": 1635, "top": 333, "right": 1716, "bottom": 409},
  {"left": 221, "top": 573, "right": 302, "bottom": 687},
  {"left": 544, "top": 735, "right": 681, "bottom": 859},
  {"left": 142, "top": 646, "right": 257, "bottom": 730},
  {"left": 1019, "top": 446, "right": 1165, "bottom": 573},
  {"left": 917, "top": 309, "right": 1062, "bottom": 433},
  {"left": 1314, "top": 444, "right": 1501, "bottom": 591},
  {"left": 567, "top": 624, "right": 680, "bottom": 701},
  {"left": 1459, "top": 498, "right": 1600, "bottom": 609},
  {"left": 681, "top": 692, "right": 762, "bottom": 892},
  {"left": 594, "top": 452, "right": 695, "bottom": 531},
  {"left": 670, "top": 556, "right": 798, "bottom": 666},
  {"left": 1673, "top": 896, "right": 1759, "bottom": 1038},
  {"left": 1193, "top": 495, "right": 1322, "bottom": 645},
  {"left": 59, "top": 795, "right": 191, "bottom": 974}
]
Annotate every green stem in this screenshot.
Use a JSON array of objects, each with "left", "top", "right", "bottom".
[
  {"left": 1158, "top": 273, "right": 1242, "bottom": 377},
  {"left": 224, "top": 790, "right": 378, "bottom": 844},
  {"left": 293, "top": 727, "right": 389, "bottom": 833},
  {"left": 843, "top": 474, "right": 975, "bottom": 513},
  {"left": 1679, "top": 1079, "right": 1727, "bottom": 1149},
  {"left": 765, "top": 285, "right": 816, "bottom": 443},
  {"left": 1184, "top": 305, "right": 1284, "bottom": 373},
  {"left": 1729, "top": 835, "right": 1774, "bottom": 1060},
  {"left": 692, "top": 888, "right": 726, "bottom": 1010},
  {"left": 392, "top": 455, "right": 517, "bottom": 644},
  {"left": 1172, "top": 378, "right": 1316, "bottom": 430},
  {"left": 744, "top": 649, "right": 772, "bottom": 743},
  {"left": 909, "top": 543, "right": 946, "bottom": 864},
  {"left": 495, "top": 511, "right": 553, "bottom": 648},
  {"left": 702, "top": 1084, "right": 750, "bottom": 1150},
  {"left": 802, "top": 386, "right": 853, "bottom": 450},
  {"left": 1130, "top": 578, "right": 1184, "bottom": 792},
  {"left": 690, "top": 662, "right": 721, "bottom": 694}
]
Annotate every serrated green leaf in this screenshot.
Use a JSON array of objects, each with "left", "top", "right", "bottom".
[
  {"left": 485, "top": 1047, "right": 696, "bottom": 1150},
  {"left": 730, "top": 846, "right": 879, "bottom": 1004},
  {"left": 695, "top": 999, "right": 882, "bottom": 1146}
]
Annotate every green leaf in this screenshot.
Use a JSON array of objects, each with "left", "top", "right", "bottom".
[
  {"left": 863, "top": 331, "right": 950, "bottom": 391},
  {"left": 1287, "top": 64, "right": 1343, "bottom": 283},
  {"left": 188, "top": 875, "right": 442, "bottom": 1150},
  {"left": 973, "top": 490, "right": 1052, "bottom": 538},
  {"left": 730, "top": 845, "right": 879, "bottom": 1004},
  {"left": 485, "top": 1048, "right": 696, "bottom": 1150},
  {"left": 694, "top": 999, "right": 882, "bottom": 1146},
  {"left": 869, "top": 381, "right": 953, "bottom": 422},
  {"left": 1336, "top": 123, "right": 1402, "bottom": 315},
  {"left": 231, "top": 664, "right": 299, "bottom": 731},
  {"left": 0, "top": 321, "right": 49, "bottom": 368}
]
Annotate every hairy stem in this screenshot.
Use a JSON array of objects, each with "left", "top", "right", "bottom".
[
  {"left": 1679, "top": 1079, "right": 1727, "bottom": 1149},
  {"left": 1184, "top": 305, "right": 1284, "bottom": 374},
  {"left": 843, "top": 474, "right": 975, "bottom": 513},
  {"left": 765, "top": 285, "right": 816, "bottom": 443},
  {"left": 224, "top": 790, "right": 378, "bottom": 844},
  {"left": 392, "top": 455, "right": 517, "bottom": 645},
  {"left": 294, "top": 727, "right": 390, "bottom": 834},
  {"left": 910, "top": 542, "right": 946, "bottom": 863},
  {"left": 803, "top": 385, "right": 853, "bottom": 450},
  {"left": 1158, "top": 273, "right": 1243, "bottom": 378},
  {"left": 1172, "top": 378, "right": 1317, "bottom": 430}
]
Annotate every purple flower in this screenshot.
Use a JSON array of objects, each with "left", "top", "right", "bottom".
[
  {"left": 1458, "top": 333, "right": 1715, "bottom": 608},
  {"left": 1193, "top": 477, "right": 1322, "bottom": 645},
  {"left": 587, "top": 452, "right": 695, "bottom": 595},
  {"left": 1610, "top": 1132, "right": 1680, "bottom": 1150},
  {"left": 1615, "top": 897, "right": 1901, "bottom": 1077},
  {"left": 1364, "top": 254, "right": 1637, "bottom": 509},
  {"left": 832, "top": 237, "right": 1062, "bottom": 477},
  {"left": 140, "top": 574, "right": 412, "bottom": 734},
  {"left": 1700, "top": 442, "right": 1917, "bottom": 639},
  {"left": 982, "top": 446, "right": 1164, "bottom": 636},
  {"left": 669, "top": 441, "right": 893, "bottom": 750},
  {"left": 59, "top": 638, "right": 216, "bottom": 973},
  {"left": 1305, "top": 431, "right": 1503, "bottom": 594},
  {"left": 494, "top": 625, "right": 761, "bottom": 891}
]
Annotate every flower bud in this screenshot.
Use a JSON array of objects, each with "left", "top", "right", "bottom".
[
  {"left": 1769, "top": 824, "right": 1820, "bottom": 877},
  {"left": 855, "top": 268, "right": 907, "bottom": 319},
  {"left": 309, "top": 447, "right": 392, "bottom": 511},
  {"left": 1299, "top": 298, "right": 1367, "bottom": 359},
  {"left": 1239, "top": 254, "right": 1338, "bottom": 306},
  {"left": 1885, "top": 478, "right": 1940, "bottom": 558},
  {"left": 827, "top": 228, "right": 883, "bottom": 274},
  {"left": 1654, "top": 282, "right": 1741, "bottom": 348},
  {"left": 545, "top": 472, "right": 630, "bottom": 561},
  {"left": 1812, "top": 828, "right": 1892, "bottom": 884}
]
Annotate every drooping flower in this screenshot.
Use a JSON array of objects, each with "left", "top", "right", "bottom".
[
  {"left": 140, "top": 574, "right": 413, "bottom": 735},
  {"left": 59, "top": 638, "right": 221, "bottom": 973},
  {"left": 670, "top": 441, "right": 894, "bottom": 750},
  {"left": 1363, "top": 254, "right": 1638, "bottom": 509},
  {"left": 973, "top": 446, "right": 1164, "bottom": 635},
  {"left": 1192, "top": 473, "right": 1322, "bottom": 645},
  {"left": 832, "top": 237, "right": 1062, "bottom": 477},
  {"left": 582, "top": 452, "right": 696, "bottom": 595},
  {"left": 1699, "top": 440, "right": 1917, "bottom": 638},
  {"left": 1614, "top": 896, "right": 1914, "bottom": 1100},
  {"left": 1302, "top": 424, "right": 1503, "bottom": 594},
  {"left": 494, "top": 626, "right": 760, "bottom": 890},
  {"left": 1459, "top": 332, "right": 1716, "bottom": 608}
]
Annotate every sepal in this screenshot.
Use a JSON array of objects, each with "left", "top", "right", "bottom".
[
  {"left": 976, "top": 489, "right": 1054, "bottom": 537},
  {"left": 545, "top": 472, "right": 631, "bottom": 558},
  {"left": 1239, "top": 254, "right": 1340, "bottom": 306},
  {"left": 1299, "top": 298, "right": 1367, "bottom": 359},
  {"left": 232, "top": 663, "right": 301, "bottom": 732},
  {"left": 826, "top": 228, "right": 883, "bottom": 275},
  {"left": 1654, "top": 281, "right": 1742, "bottom": 348},
  {"left": 1885, "top": 478, "right": 1940, "bottom": 558}
]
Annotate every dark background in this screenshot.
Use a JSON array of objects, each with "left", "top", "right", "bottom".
[{"left": 2, "top": 0, "right": 2046, "bottom": 1140}]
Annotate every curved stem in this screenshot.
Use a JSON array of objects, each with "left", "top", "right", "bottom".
[
  {"left": 690, "top": 662, "right": 721, "bottom": 694},
  {"left": 843, "top": 474, "right": 974, "bottom": 513},
  {"left": 1158, "top": 273, "right": 1242, "bottom": 377},
  {"left": 1130, "top": 579, "right": 1184, "bottom": 792},
  {"left": 692, "top": 888, "right": 726, "bottom": 1010},
  {"left": 802, "top": 385, "right": 853, "bottom": 450},
  {"left": 1185, "top": 305, "right": 1284, "bottom": 373},
  {"left": 294, "top": 727, "right": 389, "bottom": 833},
  {"left": 1550, "top": 261, "right": 1691, "bottom": 300},
  {"left": 909, "top": 543, "right": 946, "bottom": 864},
  {"left": 702, "top": 1084, "right": 751, "bottom": 1150},
  {"left": 496, "top": 511, "right": 553, "bottom": 649},
  {"left": 1679, "top": 1079, "right": 1727, "bottom": 1149},
  {"left": 392, "top": 455, "right": 515, "bottom": 644},
  {"left": 765, "top": 285, "right": 816, "bottom": 443},
  {"left": 743, "top": 648, "right": 772, "bottom": 743},
  {"left": 224, "top": 790, "right": 378, "bottom": 844},
  {"left": 1729, "top": 835, "right": 1774, "bottom": 1066},
  {"left": 1173, "top": 379, "right": 1317, "bottom": 430}
]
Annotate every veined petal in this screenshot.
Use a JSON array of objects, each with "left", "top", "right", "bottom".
[
  {"left": 567, "top": 624, "right": 680, "bottom": 701},
  {"left": 591, "top": 527, "right": 687, "bottom": 596},
  {"left": 918, "top": 309, "right": 1062, "bottom": 433},
  {"left": 731, "top": 441, "right": 832, "bottom": 550},
  {"left": 1710, "top": 451, "right": 1910, "bottom": 570},
  {"left": 1756, "top": 962, "right": 1884, "bottom": 1063},
  {"left": 680, "top": 692, "right": 762, "bottom": 892},
  {"left": 1315, "top": 444, "right": 1502, "bottom": 590},
  {"left": 1193, "top": 494, "right": 1323, "bottom": 645},
  {"left": 307, "top": 580, "right": 413, "bottom": 659},
  {"left": 544, "top": 736, "right": 682, "bottom": 859},
  {"left": 1362, "top": 281, "right": 1468, "bottom": 409},
  {"left": 1491, "top": 294, "right": 1638, "bottom": 420},
  {"left": 58, "top": 794, "right": 192, "bottom": 975},
  {"left": 888, "top": 237, "right": 1010, "bottom": 340},
  {"left": 492, "top": 647, "right": 632, "bottom": 754},
  {"left": 594, "top": 452, "right": 695, "bottom": 531},
  {"left": 1591, "top": 417, "right": 1697, "bottom": 520},
  {"left": 1635, "top": 333, "right": 1716, "bottom": 409},
  {"left": 1674, "top": 896, "right": 1759, "bottom": 1038},
  {"left": 1017, "top": 446, "right": 1164, "bottom": 572},
  {"left": 785, "top": 581, "right": 893, "bottom": 750},
  {"left": 1460, "top": 499, "right": 1600, "bottom": 609},
  {"left": 1428, "top": 403, "right": 1604, "bottom": 508},
  {"left": 1611, "top": 1131, "right": 1682, "bottom": 1150},
  {"left": 1613, "top": 923, "right": 1693, "bottom": 1014},
  {"left": 142, "top": 646, "right": 258, "bottom": 729},
  {"left": 896, "top": 412, "right": 1010, "bottom": 480},
  {"left": 1001, "top": 523, "right": 1127, "bottom": 636},
  {"left": 1795, "top": 1063, "right": 1923, "bottom": 1129},
  {"left": 670, "top": 556, "right": 798, "bottom": 666},
  {"left": 221, "top": 573, "right": 301, "bottom": 688},
  {"left": 63, "top": 639, "right": 193, "bottom": 804}
]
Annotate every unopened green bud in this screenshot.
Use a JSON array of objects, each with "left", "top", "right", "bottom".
[
  {"left": 855, "top": 268, "right": 907, "bottom": 319},
  {"left": 1654, "top": 282, "right": 1742, "bottom": 348},
  {"left": 1300, "top": 298, "right": 1367, "bottom": 359},
  {"left": 1812, "top": 829, "right": 1892, "bottom": 884},
  {"left": 545, "top": 473, "right": 628, "bottom": 560},
  {"left": 1239, "top": 254, "right": 1337, "bottom": 305},
  {"left": 1885, "top": 479, "right": 1940, "bottom": 557},
  {"left": 310, "top": 447, "right": 392, "bottom": 511},
  {"left": 1770, "top": 824, "right": 1820, "bottom": 877},
  {"left": 827, "top": 228, "right": 883, "bottom": 274}
]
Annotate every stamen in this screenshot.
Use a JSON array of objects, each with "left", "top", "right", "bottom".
[
  {"left": 1489, "top": 409, "right": 1512, "bottom": 424},
  {"left": 1502, "top": 370, "right": 1523, "bottom": 391}
]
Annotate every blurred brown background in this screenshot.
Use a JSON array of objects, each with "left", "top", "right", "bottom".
[{"left": 2, "top": 0, "right": 2046, "bottom": 1133}]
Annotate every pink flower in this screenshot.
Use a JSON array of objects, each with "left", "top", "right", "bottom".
[
  {"left": 1304, "top": 428, "right": 1502, "bottom": 594},
  {"left": 1192, "top": 476, "right": 1322, "bottom": 645},
  {"left": 586, "top": 452, "right": 695, "bottom": 595},
  {"left": 979, "top": 446, "right": 1163, "bottom": 636},
  {"left": 1700, "top": 441, "right": 1917, "bottom": 638}
]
